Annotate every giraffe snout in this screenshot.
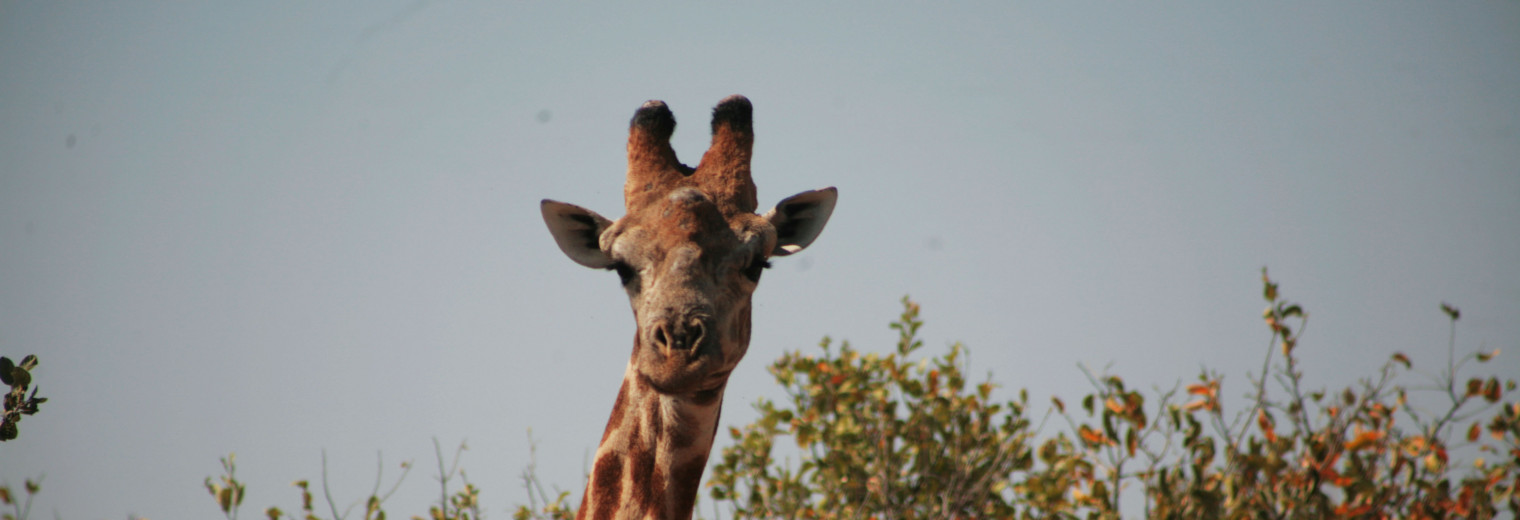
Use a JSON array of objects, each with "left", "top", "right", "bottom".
[{"left": 649, "top": 313, "right": 712, "bottom": 358}]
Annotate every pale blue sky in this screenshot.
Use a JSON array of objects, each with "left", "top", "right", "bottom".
[{"left": 2, "top": 3, "right": 1517, "bottom": 518}]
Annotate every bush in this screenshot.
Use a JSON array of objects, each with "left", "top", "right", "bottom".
[
  {"left": 707, "top": 271, "right": 1518, "bottom": 518},
  {"left": 709, "top": 298, "right": 1044, "bottom": 518}
]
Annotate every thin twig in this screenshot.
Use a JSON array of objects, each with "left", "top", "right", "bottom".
[
  {"left": 321, "top": 450, "right": 344, "bottom": 520},
  {"left": 434, "top": 437, "right": 450, "bottom": 516}
]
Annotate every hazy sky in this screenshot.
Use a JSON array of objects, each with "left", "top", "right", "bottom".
[{"left": 2, "top": 3, "right": 1517, "bottom": 518}]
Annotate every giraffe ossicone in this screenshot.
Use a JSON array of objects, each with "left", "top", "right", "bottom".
[{"left": 541, "top": 95, "right": 837, "bottom": 520}]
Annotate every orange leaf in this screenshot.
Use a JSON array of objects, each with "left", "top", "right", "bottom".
[
  {"left": 1186, "top": 384, "right": 1212, "bottom": 396},
  {"left": 1335, "top": 503, "right": 1371, "bottom": 516},
  {"left": 1079, "top": 425, "right": 1109, "bottom": 447},
  {"left": 1346, "top": 430, "right": 1385, "bottom": 452},
  {"left": 1051, "top": 397, "right": 1065, "bottom": 413},
  {"left": 1468, "top": 422, "right": 1481, "bottom": 442},
  {"left": 1105, "top": 398, "right": 1125, "bottom": 414},
  {"left": 1391, "top": 352, "right": 1412, "bottom": 368},
  {"left": 1483, "top": 378, "right": 1501, "bottom": 403},
  {"left": 1257, "top": 410, "right": 1277, "bottom": 443}
]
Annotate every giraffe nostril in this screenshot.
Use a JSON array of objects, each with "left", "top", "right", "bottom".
[
  {"left": 688, "top": 318, "right": 706, "bottom": 350},
  {"left": 652, "top": 323, "right": 674, "bottom": 351}
]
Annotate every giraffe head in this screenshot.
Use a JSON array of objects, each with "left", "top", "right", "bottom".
[{"left": 542, "top": 95, "right": 836, "bottom": 398}]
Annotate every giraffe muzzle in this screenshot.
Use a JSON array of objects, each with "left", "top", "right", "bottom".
[{"left": 649, "top": 314, "right": 713, "bottom": 358}]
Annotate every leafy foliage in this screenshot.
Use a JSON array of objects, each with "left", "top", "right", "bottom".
[
  {"left": 1, "top": 355, "right": 46, "bottom": 442},
  {"left": 1112, "top": 270, "right": 1519, "bottom": 519},
  {"left": 706, "top": 272, "right": 1518, "bottom": 518},
  {"left": 709, "top": 298, "right": 1049, "bottom": 518}
]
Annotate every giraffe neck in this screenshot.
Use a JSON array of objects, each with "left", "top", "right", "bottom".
[{"left": 578, "top": 363, "right": 726, "bottom": 520}]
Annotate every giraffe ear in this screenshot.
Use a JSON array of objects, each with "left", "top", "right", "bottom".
[
  {"left": 763, "top": 187, "right": 837, "bottom": 257},
  {"left": 542, "top": 199, "right": 616, "bottom": 268}
]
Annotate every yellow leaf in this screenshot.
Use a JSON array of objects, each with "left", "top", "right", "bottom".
[
  {"left": 1424, "top": 452, "right": 1444, "bottom": 472},
  {"left": 1403, "top": 436, "right": 1427, "bottom": 457}
]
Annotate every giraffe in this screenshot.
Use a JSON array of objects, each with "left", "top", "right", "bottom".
[{"left": 541, "top": 95, "right": 837, "bottom": 520}]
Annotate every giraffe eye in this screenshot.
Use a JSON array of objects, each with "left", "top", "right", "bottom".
[
  {"left": 742, "top": 255, "right": 770, "bottom": 283},
  {"left": 611, "top": 261, "right": 638, "bottom": 286}
]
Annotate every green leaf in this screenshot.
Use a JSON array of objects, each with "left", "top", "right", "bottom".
[
  {"left": 1476, "top": 348, "right": 1499, "bottom": 363},
  {"left": 6, "top": 369, "right": 28, "bottom": 388},
  {"left": 1440, "top": 302, "right": 1460, "bottom": 320}
]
